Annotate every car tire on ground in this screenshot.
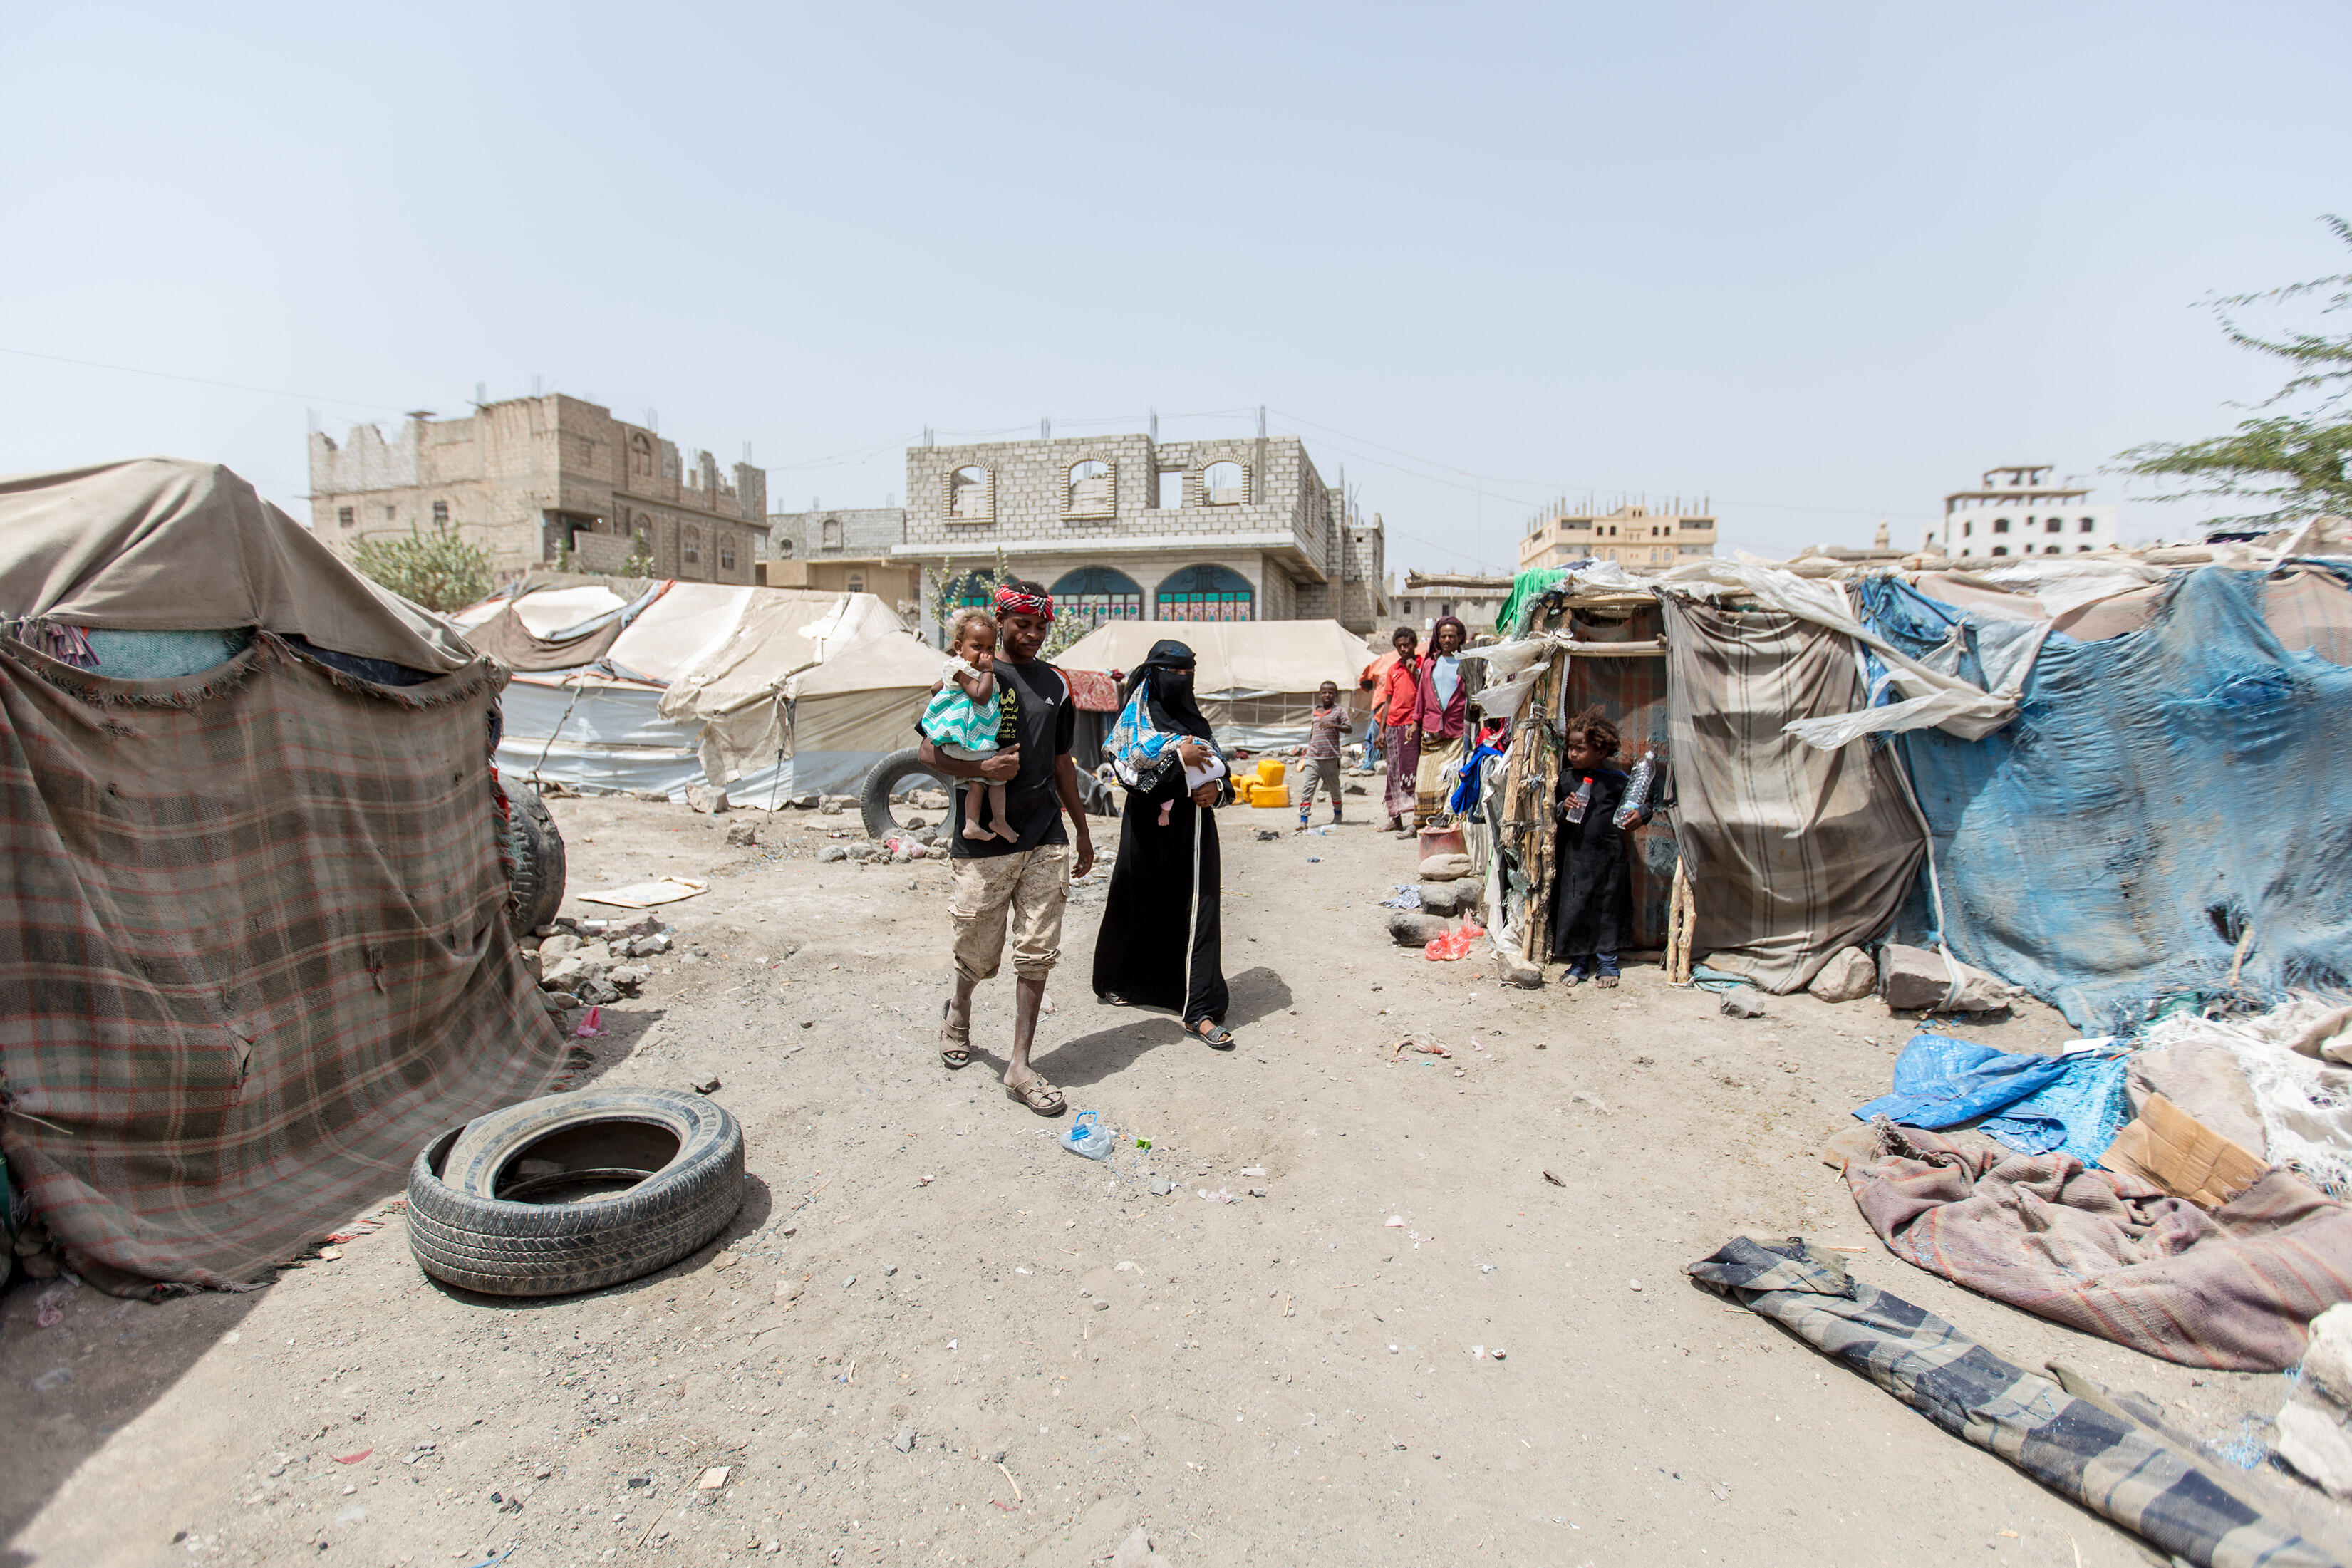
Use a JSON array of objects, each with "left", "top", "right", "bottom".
[
  {"left": 405, "top": 1087, "right": 744, "bottom": 1297},
  {"left": 859, "top": 747, "right": 953, "bottom": 841},
  {"left": 505, "top": 784, "right": 566, "bottom": 936}
]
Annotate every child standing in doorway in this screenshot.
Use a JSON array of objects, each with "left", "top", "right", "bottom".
[
  {"left": 1548, "top": 706, "right": 1647, "bottom": 986},
  {"left": 921, "top": 608, "right": 1020, "bottom": 842},
  {"left": 1296, "top": 680, "right": 1351, "bottom": 829}
]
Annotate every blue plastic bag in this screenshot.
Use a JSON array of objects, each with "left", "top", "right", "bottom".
[{"left": 1059, "top": 1111, "right": 1115, "bottom": 1160}]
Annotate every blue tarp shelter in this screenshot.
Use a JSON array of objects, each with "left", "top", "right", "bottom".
[{"left": 1854, "top": 568, "right": 2352, "bottom": 1031}]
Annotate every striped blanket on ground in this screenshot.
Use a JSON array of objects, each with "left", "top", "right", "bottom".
[
  {"left": 0, "top": 633, "right": 564, "bottom": 1294},
  {"left": 1843, "top": 1125, "right": 2352, "bottom": 1372},
  {"left": 1689, "top": 1236, "right": 2340, "bottom": 1568}
]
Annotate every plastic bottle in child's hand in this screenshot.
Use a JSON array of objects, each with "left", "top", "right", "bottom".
[
  {"left": 1564, "top": 776, "right": 1594, "bottom": 824},
  {"left": 1613, "top": 752, "right": 1657, "bottom": 829}
]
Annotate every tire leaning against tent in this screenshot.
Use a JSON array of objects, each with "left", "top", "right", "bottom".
[
  {"left": 405, "top": 1087, "right": 743, "bottom": 1297},
  {"left": 504, "top": 784, "right": 566, "bottom": 937},
  {"left": 859, "top": 747, "right": 955, "bottom": 841}
]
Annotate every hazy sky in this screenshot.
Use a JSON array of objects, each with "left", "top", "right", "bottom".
[{"left": 4, "top": 2, "right": 2345, "bottom": 571}]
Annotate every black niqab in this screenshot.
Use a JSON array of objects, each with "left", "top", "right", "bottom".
[{"left": 1124, "top": 638, "right": 1215, "bottom": 742}]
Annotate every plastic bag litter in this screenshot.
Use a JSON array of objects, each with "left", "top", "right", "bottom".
[
  {"left": 1380, "top": 885, "right": 1423, "bottom": 910},
  {"left": 1059, "top": 1111, "right": 1116, "bottom": 1160},
  {"left": 1424, "top": 922, "right": 1485, "bottom": 961}
]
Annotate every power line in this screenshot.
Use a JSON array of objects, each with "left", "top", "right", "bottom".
[{"left": 0, "top": 346, "right": 411, "bottom": 414}]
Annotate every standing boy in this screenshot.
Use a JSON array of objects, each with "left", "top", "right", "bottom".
[{"left": 1296, "top": 680, "right": 1351, "bottom": 829}]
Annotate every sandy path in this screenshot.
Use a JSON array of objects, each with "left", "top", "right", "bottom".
[{"left": 2, "top": 796, "right": 2333, "bottom": 1567}]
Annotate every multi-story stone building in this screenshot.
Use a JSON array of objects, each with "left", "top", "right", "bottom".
[
  {"left": 892, "top": 431, "right": 1388, "bottom": 633},
  {"left": 1388, "top": 571, "right": 1513, "bottom": 633},
  {"left": 309, "top": 395, "right": 768, "bottom": 583},
  {"left": 1934, "top": 464, "right": 2117, "bottom": 559},
  {"left": 759, "top": 505, "right": 920, "bottom": 609},
  {"left": 1519, "top": 499, "right": 1717, "bottom": 572}
]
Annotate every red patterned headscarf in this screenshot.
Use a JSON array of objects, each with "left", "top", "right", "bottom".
[{"left": 993, "top": 582, "right": 1054, "bottom": 621}]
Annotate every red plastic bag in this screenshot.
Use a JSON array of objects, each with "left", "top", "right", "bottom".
[{"left": 1423, "top": 921, "right": 1485, "bottom": 961}]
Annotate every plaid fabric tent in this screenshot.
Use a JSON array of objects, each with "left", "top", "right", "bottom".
[{"left": 0, "top": 462, "right": 562, "bottom": 1293}]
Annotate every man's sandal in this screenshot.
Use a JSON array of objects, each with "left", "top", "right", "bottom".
[
  {"left": 1005, "top": 1076, "right": 1067, "bottom": 1116},
  {"left": 939, "top": 1000, "right": 972, "bottom": 1070},
  {"left": 1188, "top": 1019, "right": 1237, "bottom": 1049}
]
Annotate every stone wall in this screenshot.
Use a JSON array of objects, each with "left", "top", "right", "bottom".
[
  {"left": 310, "top": 395, "right": 766, "bottom": 584},
  {"left": 767, "top": 507, "right": 906, "bottom": 559}
]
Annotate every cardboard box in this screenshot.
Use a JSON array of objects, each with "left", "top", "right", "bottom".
[{"left": 2100, "top": 1092, "right": 2269, "bottom": 1208}]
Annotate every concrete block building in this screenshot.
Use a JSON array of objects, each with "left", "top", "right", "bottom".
[
  {"left": 309, "top": 395, "right": 768, "bottom": 583},
  {"left": 1520, "top": 499, "right": 1717, "bottom": 572},
  {"left": 893, "top": 431, "right": 1388, "bottom": 633},
  {"left": 1389, "top": 571, "right": 1514, "bottom": 633},
  {"left": 759, "top": 505, "right": 920, "bottom": 610},
  {"left": 1934, "top": 464, "right": 2117, "bottom": 559}
]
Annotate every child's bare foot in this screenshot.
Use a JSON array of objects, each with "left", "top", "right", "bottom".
[
  {"left": 961, "top": 819, "right": 994, "bottom": 841},
  {"left": 992, "top": 821, "right": 1020, "bottom": 842}
]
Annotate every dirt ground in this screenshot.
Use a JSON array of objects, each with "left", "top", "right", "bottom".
[{"left": 5, "top": 789, "right": 2346, "bottom": 1568}]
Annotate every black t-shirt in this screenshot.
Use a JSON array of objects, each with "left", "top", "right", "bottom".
[{"left": 934, "top": 658, "right": 1075, "bottom": 858}]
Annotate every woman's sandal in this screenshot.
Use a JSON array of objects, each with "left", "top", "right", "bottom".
[
  {"left": 1188, "top": 1018, "right": 1237, "bottom": 1049},
  {"left": 938, "top": 999, "right": 971, "bottom": 1070},
  {"left": 1097, "top": 991, "right": 1131, "bottom": 1007},
  {"left": 1005, "top": 1076, "right": 1067, "bottom": 1116}
]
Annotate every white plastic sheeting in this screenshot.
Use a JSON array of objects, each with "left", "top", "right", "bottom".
[
  {"left": 1656, "top": 556, "right": 2041, "bottom": 748},
  {"left": 2137, "top": 998, "right": 2352, "bottom": 1199}
]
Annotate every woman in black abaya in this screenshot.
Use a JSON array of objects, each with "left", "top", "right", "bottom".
[{"left": 1092, "top": 640, "right": 1236, "bottom": 1047}]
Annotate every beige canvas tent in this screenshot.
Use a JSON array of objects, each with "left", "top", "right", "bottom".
[
  {"left": 455, "top": 578, "right": 926, "bottom": 799},
  {"left": 1052, "top": 619, "right": 1376, "bottom": 749}
]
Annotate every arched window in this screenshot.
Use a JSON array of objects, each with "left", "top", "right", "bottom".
[
  {"left": 821, "top": 517, "right": 844, "bottom": 549},
  {"left": 683, "top": 526, "right": 702, "bottom": 565},
  {"left": 2078, "top": 516, "right": 2096, "bottom": 533},
  {"left": 1066, "top": 460, "right": 1114, "bottom": 516},
  {"left": 1154, "top": 563, "right": 1254, "bottom": 622},
  {"left": 629, "top": 431, "right": 656, "bottom": 481},
  {"left": 1201, "top": 462, "right": 1249, "bottom": 505},
  {"left": 2045, "top": 517, "right": 2063, "bottom": 534},
  {"left": 1962, "top": 519, "right": 1972, "bottom": 537},
  {"left": 1991, "top": 544, "right": 2009, "bottom": 557},
  {"left": 719, "top": 534, "right": 737, "bottom": 571},
  {"left": 1050, "top": 566, "right": 1144, "bottom": 627},
  {"left": 946, "top": 568, "right": 1001, "bottom": 608},
  {"left": 1992, "top": 516, "right": 2011, "bottom": 534},
  {"left": 776, "top": 536, "right": 796, "bottom": 558},
  {"left": 948, "top": 465, "right": 993, "bottom": 522}
]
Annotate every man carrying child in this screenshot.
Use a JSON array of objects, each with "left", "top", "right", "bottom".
[{"left": 915, "top": 581, "right": 1096, "bottom": 1115}]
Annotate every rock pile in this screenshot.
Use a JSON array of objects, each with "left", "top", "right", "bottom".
[{"left": 524, "top": 914, "right": 673, "bottom": 1012}]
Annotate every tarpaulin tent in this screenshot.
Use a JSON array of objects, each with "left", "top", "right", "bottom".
[
  {"left": 1855, "top": 566, "right": 2352, "bottom": 1031},
  {"left": 1054, "top": 620, "right": 1375, "bottom": 751},
  {"left": 0, "top": 459, "right": 561, "bottom": 1293},
  {"left": 467, "top": 579, "right": 920, "bottom": 801}
]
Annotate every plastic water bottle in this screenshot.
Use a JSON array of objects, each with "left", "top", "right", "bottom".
[
  {"left": 1613, "top": 752, "right": 1657, "bottom": 829},
  {"left": 1564, "top": 775, "right": 1594, "bottom": 824},
  {"left": 1060, "top": 1111, "right": 1115, "bottom": 1160}
]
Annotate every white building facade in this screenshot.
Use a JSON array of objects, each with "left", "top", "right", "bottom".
[{"left": 1936, "top": 464, "right": 2118, "bottom": 560}]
